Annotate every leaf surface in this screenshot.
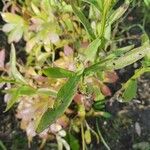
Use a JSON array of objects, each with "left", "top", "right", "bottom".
[
  {"left": 123, "top": 79, "right": 137, "bottom": 101},
  {"left": 82, "top": 0, "right": 102, "bottom": 12},
  {"left": 37, "top": 74, "right": 81, "bottom": 132},
  {"left": 5, "top": 89, "right": 20, "bottom": 112},
  {"left": 1, "top": 13, "right": 24, "bottom": 24},
  {"left": 4, "top": 86, "right": 36, "bottom": 111},
  {"left": 109, "top": 1, "right": 129, "bottom": 24},
  {"left": 67, "top": 133, "right": 80, "bottom": 150},
  {"left": 71, "top": 4, "right": 95, "bottom": 39},
  {"left": 43, "top": 67, "right": 75, "bottom": 78},
  {"left": 106, "top": 46, "right": 150, "bottom": 70},
  {"left": 10, "top": 44, "right": 28, "bottom": 84},
  {"left": 85, "top": 38, "right": 101, "bottom": 62},
  {"left": 85, "top": 45, "right": 150, "bottom": 75}
]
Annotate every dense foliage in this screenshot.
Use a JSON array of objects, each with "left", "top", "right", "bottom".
[{"left": 0, "top": 0, "right": 150, "bottom": 149}]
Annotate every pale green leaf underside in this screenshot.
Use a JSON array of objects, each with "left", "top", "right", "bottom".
[{"left": 10, "top": 44, "right": 28, "bottom": 84}]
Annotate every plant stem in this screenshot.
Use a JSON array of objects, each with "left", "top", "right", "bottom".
[
  {"left": 96, "top": 119, "right": 111, "bottom": 150},
  {"left": 81, "top": 123, "right": 85, "bottom": 150},
  {"left": 99, "top": 0, "right": 112, "bottom": 38}
]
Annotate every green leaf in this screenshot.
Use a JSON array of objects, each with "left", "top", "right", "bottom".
[
  {"left": 85, "top": 38, "right": 101, "bottom": 62},
  {"left": 109, "top": 2, "right": 129, "bottom": 24},
  {"left": 132, "top": 67, "right": 150, "bottom": 79},
  {"left": 8, "top": 27, "right": 23, "bottom": 43},
  {"left": 0, "top": 140, "right": 7, "bottom": 150},
  {"left": 93, "top": 100, "right": 105, "bottom": 110},
  {"left": 123, "top": 79, "right": 137, "bottom": 101},
  {"left": 93, "top": 86, "right": 105, "bottom": 101},
  {"left": 5, "top": 89, "right": 20, "bottom": 112},
  {"left": 85, "top": 45, "right": 150, "bottom": 75},
  {"left": 66, "top": 133, "right": 80, "bottom": 150},
  {"left": 31, "top": 2, "right": 40, "bottom": 15},
  {"left": 4, "top": 86, "right": 36, "bottom": 111},
  {"left": 1, "top": 13, "right": 24, "bottom": 24},
  {"left": 82, "top": 0, "right": 102, "bottom": 12},
  {"left": 18, "top": 86, "right": 37, "bottom": 95},
  {"left": 106, "top": 45, "right": 150, "bottom": 70},
  {"left": 144, "top": 0, "right": 150, "bottom": 7},
  {"left": 104, "top": 24, "right": 111, "bottom": 40},
  {"left": 71, "top": 3, "right": 96, "bottom": 40},
  {"left": 4, "top": 86, "right": 36, "bottom": 96},
  {"left": 1, "top": 13, "right": 27, "bottom": 43},
  {"left": 106, "top": 45, "right": 135, "bottom": 59},
  {"left": 141, "top": 33, "right": 149, "bottom": 46},
  {"left": 0, "top": 77, "right": 16, "bottom": 83},
  {"left": 36, "top": 74, "right": 81, "bottom": 132},
  {"left": 83, "top": 61, "right": 105, "bottom": 76},
  {"left": 37, "top": 88, "right": 57, "bottom": 97},
  {"left": 99, "top": 111, "right": 112, "bottom": 118},
  {"left": 10, "top": 44, "right": 28, "bottom": 84},
  {"left": 43, "top": 67, "right": 75, "bottom": 78}
]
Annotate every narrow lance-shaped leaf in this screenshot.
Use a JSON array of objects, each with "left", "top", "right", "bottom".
[
  {"left": 10, "top": 44, "right": 28, "bottom": 84},
  {"left": 121, "top": 67, "right": 150, "bottom": 102},
  {"left": 82, "top": 0, "right": 102, "bottom": 12},
  {"left": 37, "top": 88, "right": 57, "bottom": 97},
  {"left": 0, "top": 140, "right": 7, "bottom": 150},
  {"left": 144, "top": 0, "right": 150, "bottom": 7},
  {"left": 4, "top": 86, "right": 37, "bottom": 96},
  {"left": 0, "top": 77, "right": 16, "bottom": 83},
  {"left": 71, "top": 3, "right": 96, "bottom": 40},
  {"left": 31, "top": 2, "right": 40, "bottom": 15},
  {"left": 67, "top": 133, "right": 80, "bottom": 150},
  {"left": 109, "top": 1, "right": 130, "bottom": 24},
  {"left": 43, "top": 67, "right": 75, "bottom": 78},
  {"left": 106, "top": 44, "right": 135, "bottom": 60},
  {"left": 122, "top": 66, "right": 150, "bottom": 100},
  {"left": 122, "top": 79, "right": 137, "bottom": 102},
  {"left": 37, "top": 74, "right": 81, "bottom": 132},
  {"left": 85, "top": 45, "right": 150, "bottom": 75},
  {"left": 4, "top": 86, "right": 37, "bottom": 111},
  {"left": 4, "top": 89, "right": 20, "bottom": 112},
  {"left": 85, "top": 38, "right": 101, "bottom": 62},
  {"left": 106, "top": 45, "right": 150, "bottom": 70},
  {"left": 1, "top": 13, "right": 24, "bottom": 24},
  {"left": 17, "top": 86, "right": 37, "bottom": 95}
]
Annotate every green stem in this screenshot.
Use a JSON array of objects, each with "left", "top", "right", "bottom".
[
  {"left": 96, "top": 119, "right": 111, "bottom": 150},
  {"left": 99, "top": 0, "right": 112, "bottom": 38},
  {"left": 81, "top": 123, "right": 85, "bottom": 150}
]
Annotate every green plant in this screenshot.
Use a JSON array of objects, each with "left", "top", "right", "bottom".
[
  {"left": 0, "top": 0, "right": 150, "bottom": 149},
  {"left": 0, "top": 141, "right": 7, "bottom": 150}
]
